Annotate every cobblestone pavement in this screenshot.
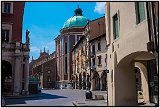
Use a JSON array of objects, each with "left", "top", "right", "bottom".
[{"left": 5, "top": 89, "right": 107, "bottom": 106}]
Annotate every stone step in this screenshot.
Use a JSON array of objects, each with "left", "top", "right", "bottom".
[{"left": 95, "top": 94, "right": 104, "bottom": 100}]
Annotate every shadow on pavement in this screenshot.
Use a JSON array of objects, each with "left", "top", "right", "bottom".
[{"left": 5, "top": 93, "right": 67, "bottom": 105}]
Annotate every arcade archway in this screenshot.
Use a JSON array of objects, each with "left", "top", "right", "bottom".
[
  {"left": 101, "top": 71, "right": 107, "bottom": 91},
  {"left": 2, "top": 60, "right": 13, "bottom": 94},
  {"left": 112, "top": 51, "right": 156, "bottom": 106}
]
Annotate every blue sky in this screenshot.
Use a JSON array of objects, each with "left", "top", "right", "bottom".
[{"left": 22, "top": 2, "right": 106, "bottom": 61}]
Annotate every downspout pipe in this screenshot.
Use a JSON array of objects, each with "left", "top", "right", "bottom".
[{"left": 146, "top": 2, "right": 152, "bottom": 43}]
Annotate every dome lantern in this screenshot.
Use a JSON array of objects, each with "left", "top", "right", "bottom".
[
  {"left": 74, "top": 5, "right": 83, "bottom": 16},
  {"left": 62, "top": 5, "right": 88, "bottom": 29}
]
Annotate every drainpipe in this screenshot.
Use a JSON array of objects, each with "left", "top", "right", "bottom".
[
  {"left": 107, "top": 2, "right": 111, "bottom": 45},
  {"left": 146, "top": 2, "right": 151, "bottom": 42},
  {"left": 106, "top": 2, "right": 110, "bottom": 106},
  {"left": 151, "top": 2, "right": 158, "bottom": 53},
  {"left": 146, "top": 2, "right": 153, "bottom": 50}
]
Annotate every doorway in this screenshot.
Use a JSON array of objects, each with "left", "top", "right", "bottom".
[{"left": 2, "top": 60, "right": 12, "bottom": 94}]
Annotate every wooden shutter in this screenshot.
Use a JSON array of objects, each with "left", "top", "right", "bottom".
[{"left": 139, "top": 2, "right": 145, "bottom": 22}]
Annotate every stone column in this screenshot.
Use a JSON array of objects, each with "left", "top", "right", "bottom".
[
  {"left": 91, "top": 79, "right": 95, "bottom": 91},
  {"left": 75, "top": 76, "right": 77, "bottom": 89},
  {"left": 82, "top": 74, "right": 84, "bottom": 90},
  {"left": 86, "top": 74, "right": 88, "bottom": 90},
  {"left": 13, "top": 55, "right": 20, "bottom": 95},
  {"left": 100, "top": 78, "right": 103, "bottom": 90},
  {"left": 24, "top": 55, "right": 29, "bottom": 95}
]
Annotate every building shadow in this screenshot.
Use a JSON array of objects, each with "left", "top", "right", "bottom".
[{"left": 5, "top": 93, "right": 67, "bottom": 106}]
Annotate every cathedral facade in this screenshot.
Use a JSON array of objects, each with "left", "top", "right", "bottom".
[{"left": 55, "top": 6, "right": 89, "bottom": 88}]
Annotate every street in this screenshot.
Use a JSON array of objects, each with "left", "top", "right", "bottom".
[{"left": 5, "top": 89, "right": 107, "bottom": 106}]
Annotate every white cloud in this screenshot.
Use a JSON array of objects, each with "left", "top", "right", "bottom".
[
  {"left": 42, "top": 41, "right": 55, "bottom": 53},
  {"left": 94, "top": 2, "right": 106, "bottom": 14},
  {"left": 23, "top": 24, "right": 58, "bottom": 60},
  {"left": 30, "top": 46, "right": 40, "bottom": 52}
]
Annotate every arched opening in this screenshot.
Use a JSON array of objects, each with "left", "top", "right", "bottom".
[
  {"left": 135, "top": 61, "right": 150, "bottom": 104},
  {"left": 86, "top": 74, "right": 90, "bottom": 90},
  {"left": 79, "top": 73, "right": 82, "bottom": 89},
  {"left": 71, "top": 74, "right": 75, "bottom": 89},
  {"left": 112, "top": 51, "right": 157, "bottom": 106},
  {"left": 95, "top": 73, "right": 100, "bottom": 90},
  {"left": 91, "top": 71, "right": 100, "bottom": 91},
  {"left": 92, "top": 72, "right": 100, "bottom": 90},
  {"left": 82, "top": 72, "right": 86, "bottom": 89},
  {"left": 75, "top": 75, "right": 78, "bottom": 89},
  {"left": 101, "top": 71, "right": 107, "bottom": 91},
  {"left": 2, "top": 60, "right": 12, "bottom": 95}
]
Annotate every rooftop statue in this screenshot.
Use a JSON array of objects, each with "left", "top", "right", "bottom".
[{"left": 26, "top": 29, "right": 30, "bottom": 44}]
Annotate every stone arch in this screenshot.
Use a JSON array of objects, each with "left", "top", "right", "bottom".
[
  {"left": 101, "top": 71, "right": 107, "bottom": 91},
  {"left": 82, "top": 72, "right": 86, "bottom": 89},
  {"left": 135, "top": 61, "right": 150, "bottom": 104},
  {"left": 79, "top": 73, "right": 82, "bottom": 89},
  {"left": 112, "top": 51, "right": 155, "bottom": 106},
  {"left": 71, "top": 74, "right": 76, "bottom": 89},
  {"left": 91, "top": 71, "right": 100, "bottom": 90},
  {"left": 2, "top": 60, "right": 13, "bottom": 94},
  {"left": 86, "top": 73, "right": 91, "bottom": 90}
]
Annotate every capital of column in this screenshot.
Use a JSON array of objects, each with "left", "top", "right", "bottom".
[
  {"left": 24, "top": 54, "right": 30, "bottom": 59},
  {"left": 15, "top": 49, "right": 21, "bottom": 56},
  {"left": 15, "top": 42, "right": 21, "bottom": 48}
]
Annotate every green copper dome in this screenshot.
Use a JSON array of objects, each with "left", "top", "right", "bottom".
[{"left": 62, "top": 5, "right": 88, "bottom": 29}]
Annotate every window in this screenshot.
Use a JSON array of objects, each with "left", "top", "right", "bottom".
[
  {"left": 92, "top": 58, "right": 95, "bottom": 66},
  {"left": 2, "top": 29, "right": 9, "bottom": 42},
  {"left": 65, "top": 42, "right": 67, "bottom": 54},
  {"left": 65, "top": 57, "right": 67, "bottom": 74},
  {"left": 98, "top": 56, "right": 101, "bottom": 65},
  {"left": 105, "top": 54, "right": 107, "bottom": 66},
  {"left": 67, "top": 36, "right": 70, "bottom": 53},
  {"left": 47, "top": 76, "right": 51, "bottom": 82},
  {"left": 135, "top": 2, "right": 146, "bottom": 24},
  {"left": 61, "top": 37, "right": 64, "bottom": 54},
  {"left": 81, "top": 47, "right": 84, "bottom": 54},
  {"left": 74, "top": 35, "right": 77, "bottom": 44},
  {"left": 85, "top": 50, "right": 87, "bottom": 56},
  {"left": 98, "top": 41, "right": 101, "bottom": 51},
  {"left": 48, "top": 71, "right": 50, "bottom": 74},
  {"left": 2, "top": 2, "right": 13, "bottom": 14},
  {"left": 92, "top": 45, "right": 95, "bottom": 55},
  {"left": 113, "top": 14, "right": 119, "bottom": 39},
  {"left": 4, "top": 3, "right": 11, "bottom": 13}
]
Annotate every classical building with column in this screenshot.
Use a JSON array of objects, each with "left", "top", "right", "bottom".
[
  {"left": 87, "top": 17, "right": 107, "bottom": 91},
  {"left": 105, "top": 2, "right": 158, "bottom": 106},
  {"left": 89, "top": 34, "right": 107, "bottom": 91},
  {"left": 55, "top": 6, "right": 89, "bottom": 88},
  {"left": 72, "top": 36, "right": 90, "bottom": 90},
  {"left": 71, "top": 16, "right": 107, "bottom": 91},
  {"left": 2, "top": 2, "right": 30, "bottom": 95},
  {"left": 29, "top": 50, "right": 57, "bottom": 89}
]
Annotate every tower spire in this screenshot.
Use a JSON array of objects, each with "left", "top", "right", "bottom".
[{"left": 44, "top": 47, "right": 45, "bottom": 52}]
